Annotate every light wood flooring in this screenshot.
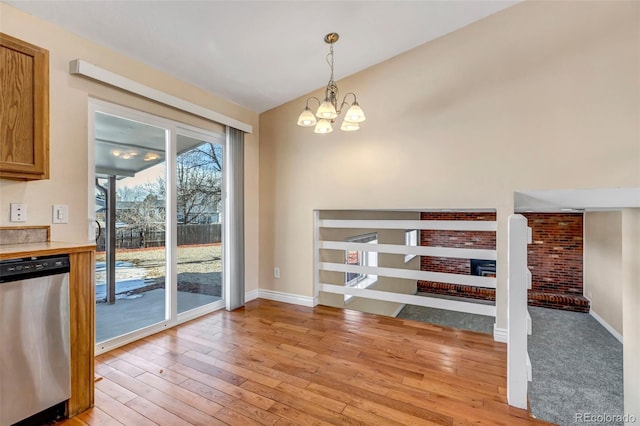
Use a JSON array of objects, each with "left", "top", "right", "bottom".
[{"left": 61, "top": 299, "right": 551, "bottom": 425}]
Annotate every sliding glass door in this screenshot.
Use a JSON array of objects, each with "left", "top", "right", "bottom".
[
  {"left": 90, "top": 100, "right": 225, "bottom": 352},
  {"left": 175, "top": 134, "right": 224, "bottom": 313}
]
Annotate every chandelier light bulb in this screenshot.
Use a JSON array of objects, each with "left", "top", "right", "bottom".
[
  {"left": 314, "top": 118, "right": 333, "bottom": 134},
  {"left": 344, "top": 102, "right": 366, "bottom": 123},
  {"left": 316, "top": 99, "right": 338, "bottom": 120},
  {"left": 297, "top": 107, "right": 317, "bottom": 127}
]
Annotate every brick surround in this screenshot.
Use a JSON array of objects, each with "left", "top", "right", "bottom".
[
  {"left": 417, "top": 211, "right": 589, "bottom": 312},
  {"left": 418, "top": 212, "right": 496, "bottom": 302},
  {"left": 522, "top": 213, "right": 588, "bottom": 312}
]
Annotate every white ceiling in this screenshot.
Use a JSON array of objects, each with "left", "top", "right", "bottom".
[{"left": 6, "top": 0, "right": 520, "bottom": 113}]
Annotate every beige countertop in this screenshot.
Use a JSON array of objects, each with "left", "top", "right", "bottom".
[{"left": 0, "top": 241, "right": 96, "bottom": 260}]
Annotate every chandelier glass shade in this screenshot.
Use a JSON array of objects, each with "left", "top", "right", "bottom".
[{"left": 296, "top": 33, "right": 366, "bottom": 134}]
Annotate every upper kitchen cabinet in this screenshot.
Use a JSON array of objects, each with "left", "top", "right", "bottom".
[{"left": 0, "top": 33, "right": 49, "bottom": 180}]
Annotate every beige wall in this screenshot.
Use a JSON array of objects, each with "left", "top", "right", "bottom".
[
  {"left": 0, "top": 4, "right": 260, "bottom": 292},
  {"left": 584, "top": 212, "right": 623, "bottom": 335},
  {"left": 622, "top": 209, "right": 640, "bottom": 417},
  {"left": 259, "top": 1, "right": 640, "bottom": 330}
]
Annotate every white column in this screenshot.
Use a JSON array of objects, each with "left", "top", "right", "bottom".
[
  {"left": 507, "top": 214, "right": 528, "bottom": 409},
  {"left": 622, "top": 208, "right": 640, "bottom": 419},
  {"left": 494, "top": 200, "right": 514, "bottom": 340}
]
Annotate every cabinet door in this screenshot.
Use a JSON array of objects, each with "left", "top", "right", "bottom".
[{"left": 0, "top": 33, "right": 49, "bottom": 180}]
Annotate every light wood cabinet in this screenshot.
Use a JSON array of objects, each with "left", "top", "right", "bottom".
[{"left": 0, "top": 33, "right": 49, "bottom": 180}]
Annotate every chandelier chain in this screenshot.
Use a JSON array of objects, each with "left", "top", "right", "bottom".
[{"left": 327, "top": 42, "right": 335, "bottom": 83}]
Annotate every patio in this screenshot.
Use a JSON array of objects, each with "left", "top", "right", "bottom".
[
  {"left": 96, "top": 244, "right": 222, "bottom": 343},
  {"left": 96, "top": 288, "right": 221, "bottom": 342}
]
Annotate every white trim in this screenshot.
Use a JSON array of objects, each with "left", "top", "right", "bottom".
[
  {"left": 70, "top": 59, "right": 253, "bottom": 133},
  {"left": 258, "top": 290, "right": 316, "bottom": 307},
  {"left": 507, "top": 214, "right": 529, "bottom": 409},
  {"left": 391, "top": 304, "right": 407, "bottom": 318},
  {"left": 527, "top": 310, "right": 532, "bottom": 335},
  {"left": 96, "top": 322, "right": 171, "bottom": 355},
  {"left": 178, "top": 300, "right": 226, "bottom": 322},
  {"left": 344, "top": 276, "right": 378, "bottom": 304},
  {"left": 318, "top": 219, "right": 496, "bottom": 231},
  {"left": 404, "top": 229, "right": 418, "bottom": 263},
  {"left": 320, "top": 283, "right": 496, "bottom": 316},
  {"left": 166, "top": 123, "right": 177, "bottom": 322},
  {"left": 526, "top": 353, "right": 532, "bottom": 382},
  {"left": 87, "top": 103, "right": 96, "bottom": 242},
  {"left": 590, "top": 310, "right": 623, "bottom": 343},
  {"left": 319, "top": 240, "right": 496, "bottom": 260},
  {"left": 245, "top": 289, "right": 259, "bottom": 302},
  {"left": 493, "top": 325, "right": 508, "bottom": 343},
  {"left": 320, "top": 262, "right": 497, "bottom": 288},
  {"left": 314, "top": 211, "right": 321, "bottom": 303}
]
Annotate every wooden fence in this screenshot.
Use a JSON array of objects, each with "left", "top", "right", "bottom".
[{"left": 97, "top": 223, "right": 221, "bottom": 251}]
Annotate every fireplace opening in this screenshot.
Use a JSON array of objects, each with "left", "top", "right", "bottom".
[{"left": 470, "top": 259, "right": 496, "bottom": 277}]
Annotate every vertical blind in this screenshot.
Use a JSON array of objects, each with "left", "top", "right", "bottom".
[{"left": 226, "top": 126, "right": 245, "bottom": 310}]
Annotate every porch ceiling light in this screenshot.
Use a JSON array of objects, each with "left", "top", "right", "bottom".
[{"left": 296, "top": 33, "right": 366, "bottom": 134}]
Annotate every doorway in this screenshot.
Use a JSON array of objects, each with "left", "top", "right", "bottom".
[{"left": 89, "top": 100, "right": 226, "bottom": 352}]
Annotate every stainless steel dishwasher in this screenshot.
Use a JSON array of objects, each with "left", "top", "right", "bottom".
[{"left": 0, "top": 255, "right": 71, "bottom": 426}]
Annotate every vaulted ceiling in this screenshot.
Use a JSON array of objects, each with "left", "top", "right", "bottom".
[{"left": 7, "top": 0, "right": 520, "bottom": 113}]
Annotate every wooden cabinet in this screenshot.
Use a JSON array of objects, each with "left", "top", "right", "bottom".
[{"left": 0, "top": 33, "right": 49, "bottom": 180}]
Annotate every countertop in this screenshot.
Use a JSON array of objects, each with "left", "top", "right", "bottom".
[{"left": 0, "top": 241, "right": 96, "bottom": 260}]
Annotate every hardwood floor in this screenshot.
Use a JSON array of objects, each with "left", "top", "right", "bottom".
[{"left": 61, "top": 299, "right": 551, "bottom": 425}]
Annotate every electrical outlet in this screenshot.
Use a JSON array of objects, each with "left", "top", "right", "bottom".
[
  {"left": 53, "top": 204, "right": 69, "bottom": 224},
  {"left": 274, "top": 267, "right": 281, "bottom": 279},
  {"left": 10, "top": 203, "right": 27, "bottom": 222}
]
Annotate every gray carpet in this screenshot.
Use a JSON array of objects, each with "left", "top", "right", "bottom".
[
  {"left": 397, "top": 302, "right": 494, "bottom": 334},
  {"left": 396, "top": 302, "right": 623, "bottom": 425},
  {"left": 528, "top": 306, "right": 623, "bottom": 426}
]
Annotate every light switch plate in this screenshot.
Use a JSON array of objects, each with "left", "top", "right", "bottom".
[
  {"left": 53, "top": 204, "right": 69, "bottom": 224},
  {"left": 10, "top": 203, "right": 27, "bottom": 222}
]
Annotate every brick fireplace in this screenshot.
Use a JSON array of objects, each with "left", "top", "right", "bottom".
[
  {"left": 417, "top": 211, "right": 589, "bottom": 312},
  {"left": 418, "top": 211, "right": 496, "bottom": 301},
  {"left": 522, "top": 213, "right": 588, "bottom": 312}
]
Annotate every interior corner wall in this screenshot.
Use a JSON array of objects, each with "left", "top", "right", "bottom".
[
  {"left": 0, "top": 3, "right": 260, "bottom": 293},
  {"left": 584, "top": 211, "right": 623, "bottom": 335},
  {"left": 258, "top": 0, "right": 640, "bottom": 330},
  {"left": 622, "top": 209, "right": 640, "bottom": 418}
]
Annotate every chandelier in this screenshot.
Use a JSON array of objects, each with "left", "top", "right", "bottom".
[{"left": 296, "top": 33, "right": 366, "bottom": 133}]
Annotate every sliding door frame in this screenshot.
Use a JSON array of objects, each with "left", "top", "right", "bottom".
[{"left": 88, "top": 98, "right": 228, "bottom": 355}]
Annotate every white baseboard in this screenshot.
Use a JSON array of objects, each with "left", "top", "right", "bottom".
[
  {"left": 590, "top": 310, "right": 623, "bottom": 344},
  {"left": 493, "top": 325, "right": 508, "bottom": 343},
  {"left": 256, "top": 289, "right": 316, "bottom": 307},
  {"left": 245, "top": 289, "right": 259, "bottom": 302}
]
